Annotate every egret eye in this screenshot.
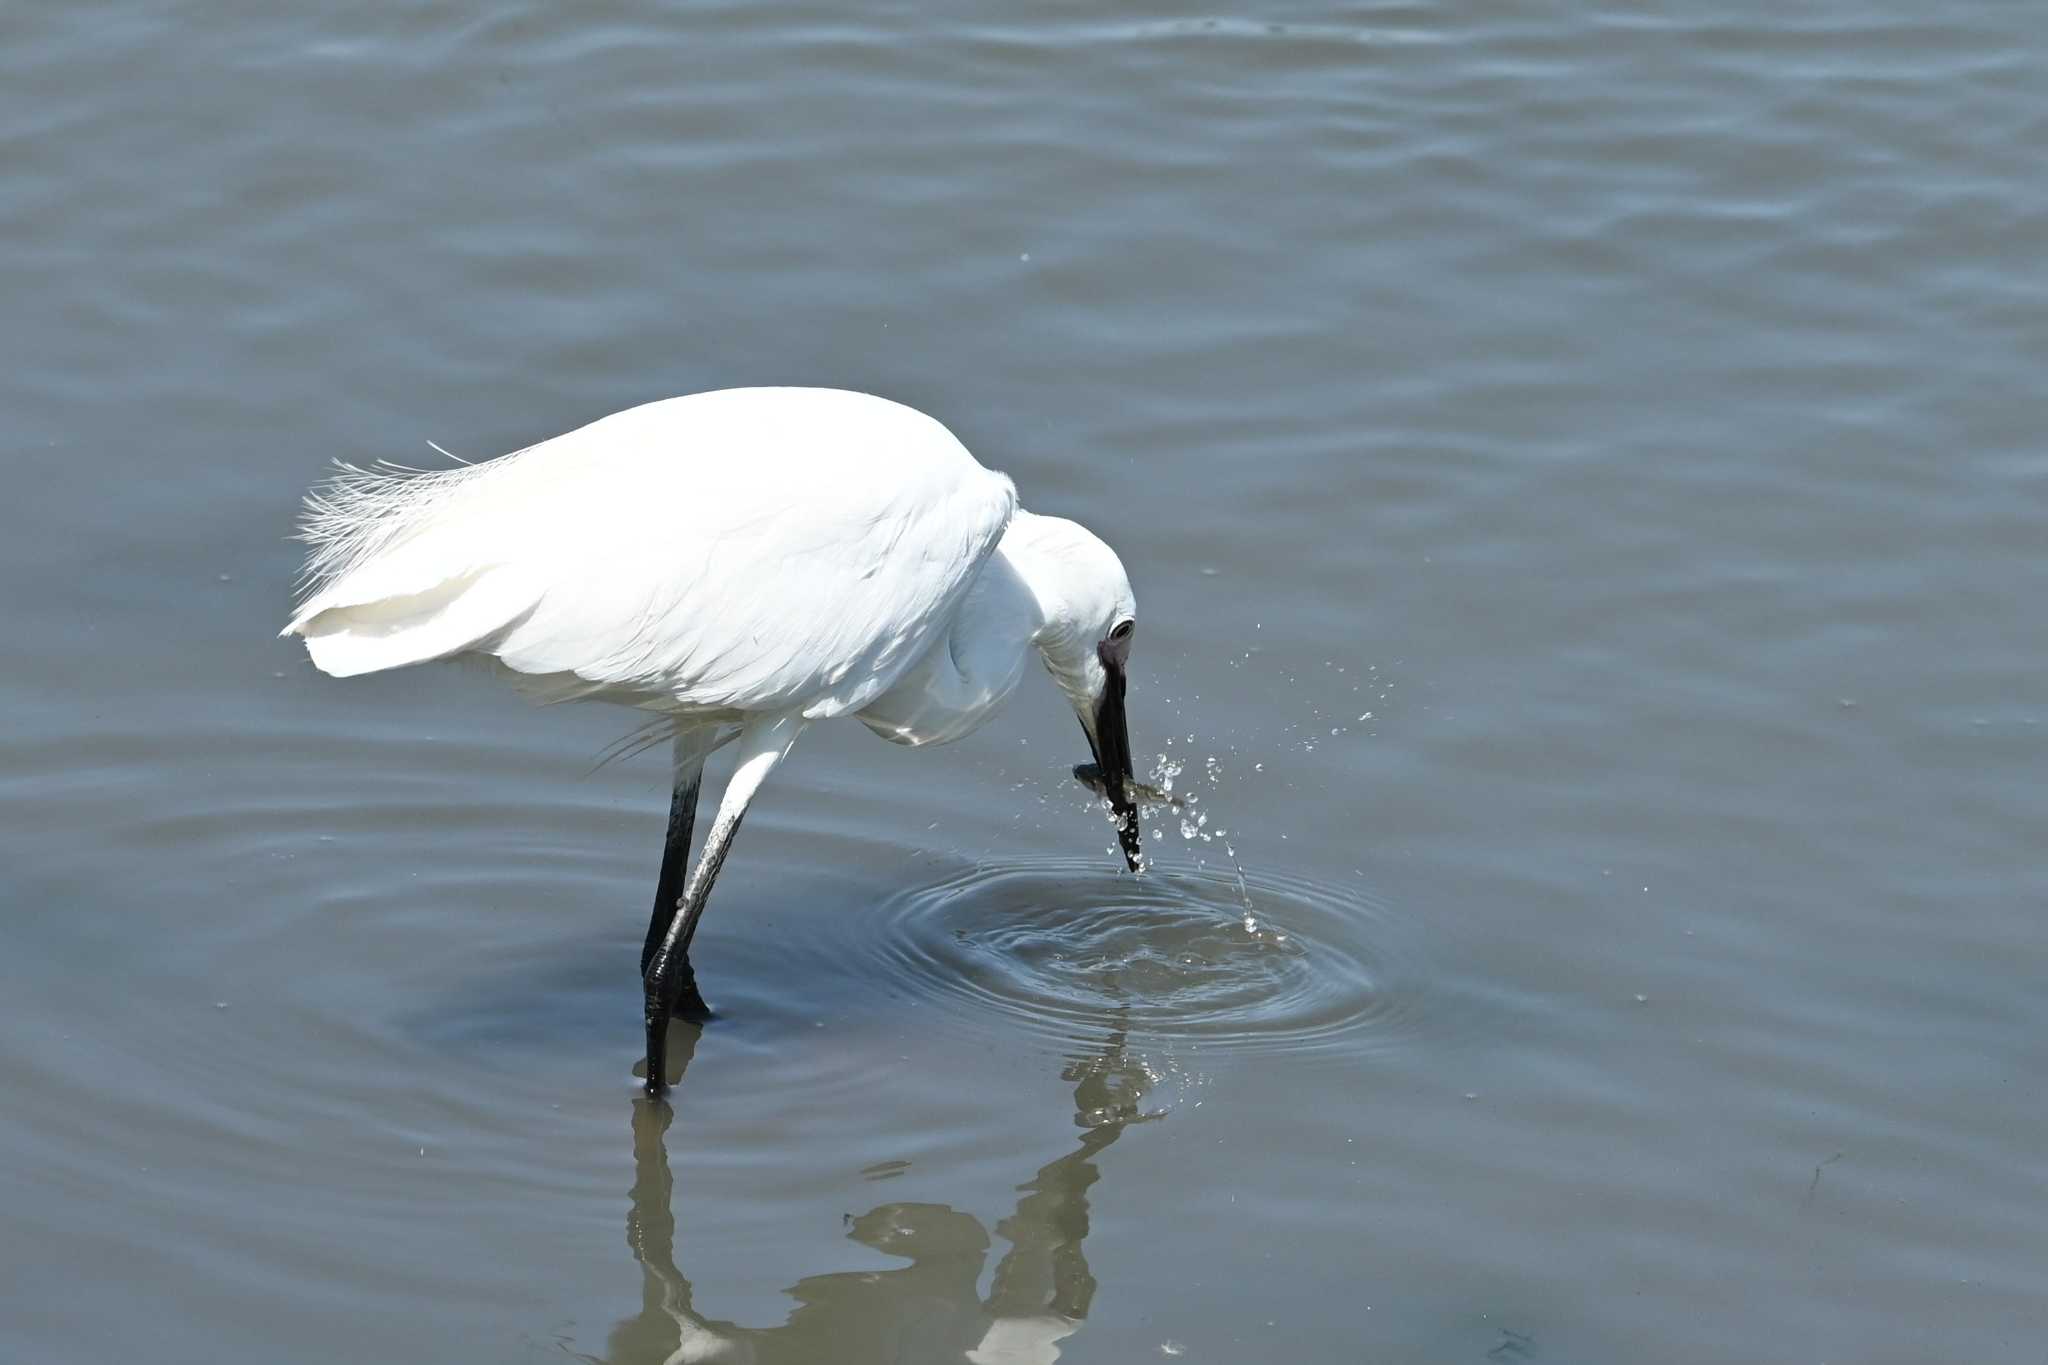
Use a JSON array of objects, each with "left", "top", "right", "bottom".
[{"left": 1109, "top": 619, "right": 1135, "bottom": 642}]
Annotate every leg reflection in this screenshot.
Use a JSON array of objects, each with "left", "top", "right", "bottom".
[{"left": 595, "top": 1020, "right": 1157, "bottom": 1365}]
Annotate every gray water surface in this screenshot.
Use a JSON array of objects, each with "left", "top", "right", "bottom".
[{"left": 4, "top": 3, "right": 2044, "bottom": 1362}]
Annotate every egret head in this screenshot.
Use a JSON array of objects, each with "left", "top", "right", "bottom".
[{"left": 1010, "top": 513, "right": 1143, "bottom": 871}]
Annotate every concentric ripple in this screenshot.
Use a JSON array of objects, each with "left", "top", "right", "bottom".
[{"left": 866, "top": 857, "right": 1425, "bottom": 1059}]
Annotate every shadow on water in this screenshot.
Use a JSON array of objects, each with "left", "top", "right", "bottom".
[{"left": 589, "top": 1017, "right": 1157, "bottom": 1365}]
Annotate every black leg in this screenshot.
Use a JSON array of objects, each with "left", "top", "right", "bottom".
[
  {"left": 641, "top": 774, "right": 700, "bottom": 977},
  {"left": 641, "top": 713, "right": 806, "bottom": 1094},
  {"left": 645, "top": 805, "right": 747, "bottom": 1092}
]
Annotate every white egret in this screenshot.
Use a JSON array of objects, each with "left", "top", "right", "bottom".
[{"left": 282, "top": 387, "right": 1142, "bottom": 1091}]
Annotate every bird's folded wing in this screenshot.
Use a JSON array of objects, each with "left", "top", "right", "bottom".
[{"left": 285, "top": 388, "right": 1017, "bottom": 715}]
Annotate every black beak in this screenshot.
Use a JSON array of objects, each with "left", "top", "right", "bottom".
[{"left": 1085, "top": 651, "right": 1142, "bottom": 872}]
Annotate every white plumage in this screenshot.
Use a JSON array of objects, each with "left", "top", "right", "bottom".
[
  {"left": 282, "top": 386, "right": 1143, "bottom": 1093},
  {"left": 287, "top": 387, "right": 1017, "bottom": 716}
]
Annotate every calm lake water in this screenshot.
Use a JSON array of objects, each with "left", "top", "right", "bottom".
[{"left": 4, "top": 3, "right": 2044, "bottom": 1362}]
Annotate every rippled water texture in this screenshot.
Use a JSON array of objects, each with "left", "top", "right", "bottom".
[
  {"left": 872, "top": 859, "right": 1417, "bottom": 1058},
  {"left": 4, "top": 1, "right": 2046, "bottom": 1362}
]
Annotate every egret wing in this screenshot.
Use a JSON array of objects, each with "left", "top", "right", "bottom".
[{"left": 287, "top": 388, "right": 1018, "bottom": 716}]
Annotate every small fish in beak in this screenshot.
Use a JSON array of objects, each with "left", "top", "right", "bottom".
[{"left": 1071, "top": 762, "right": 1184, "bottom": 811}]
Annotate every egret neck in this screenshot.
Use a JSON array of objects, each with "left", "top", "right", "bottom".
[
  {"left": 857, "top": 510, "right": 1142, "bottom": 865},
  {"left": 855, "top": 527, "right": 1044, "bottom": 748}
]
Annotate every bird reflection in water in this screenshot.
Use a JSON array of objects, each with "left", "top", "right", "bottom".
[{"left": 589, "top": 1017, "right": 1160, "bottom": 1365}]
